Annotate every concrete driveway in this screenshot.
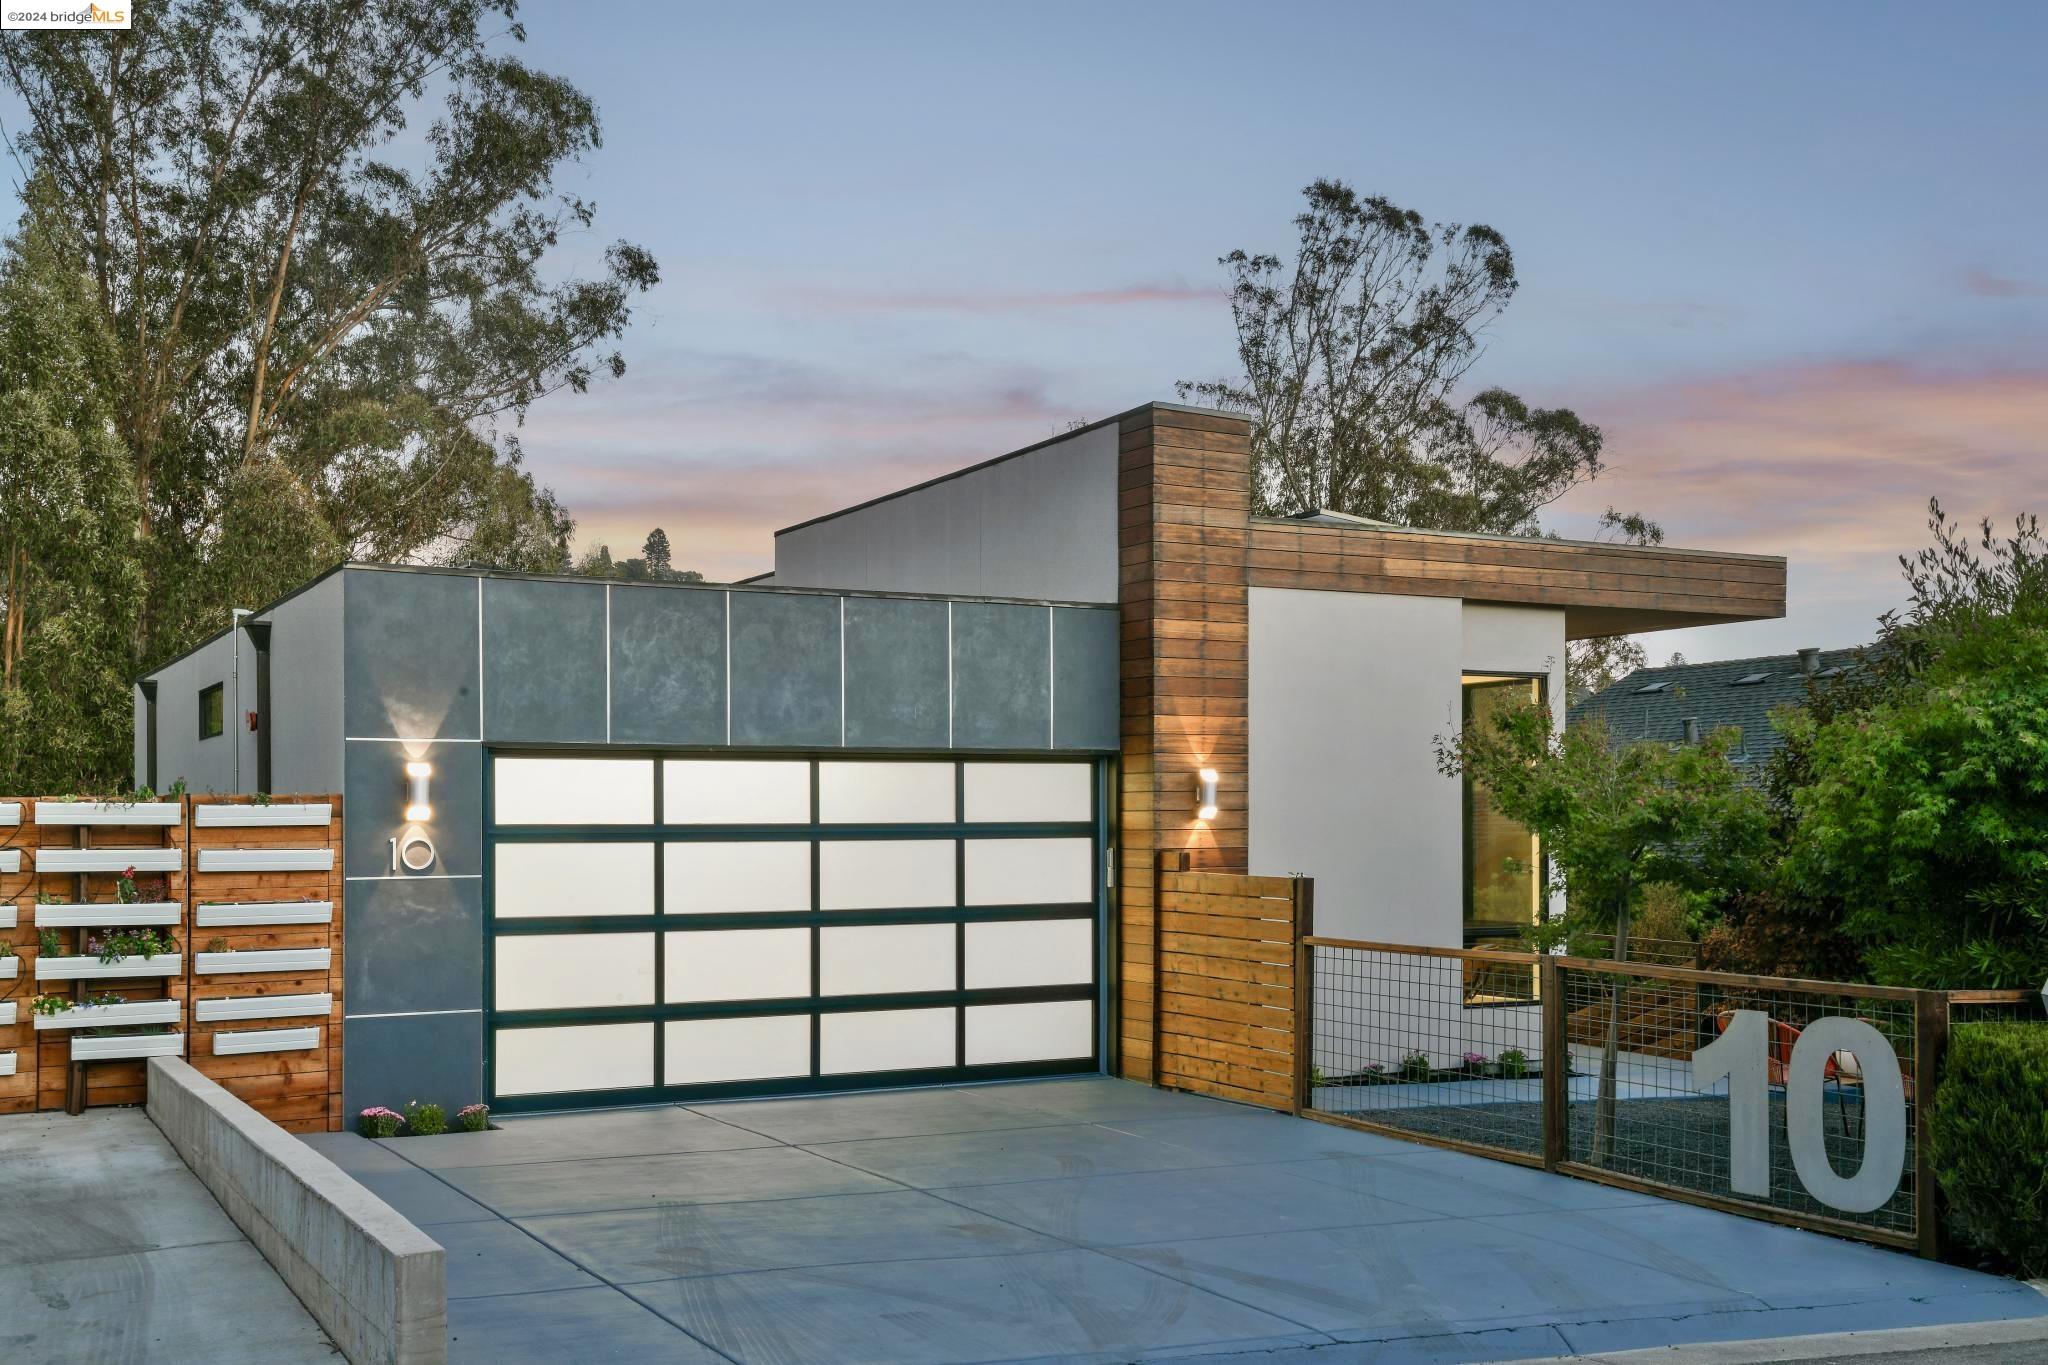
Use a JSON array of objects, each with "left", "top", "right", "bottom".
[{"left": 299, "top": 1077, "right": 2048, "bottom": 1364}]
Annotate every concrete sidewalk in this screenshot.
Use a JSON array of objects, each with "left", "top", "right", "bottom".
[{"left": 0, "top": 1109, "right": 337, "bottom": 1365}]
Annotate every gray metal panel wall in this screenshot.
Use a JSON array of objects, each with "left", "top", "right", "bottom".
[
  {"left": 261, "top": 571, "right": 344, "bottom": 794},
  {"left": 772, "top": 424, "right": 1119, "bottom": 602},
  {"left": 146, "top": 628, "right": 251, "bottom": 795}
]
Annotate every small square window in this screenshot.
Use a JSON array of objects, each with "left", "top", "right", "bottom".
[{"left": 198, "top": 682, "right": 225, "bottom": 740}]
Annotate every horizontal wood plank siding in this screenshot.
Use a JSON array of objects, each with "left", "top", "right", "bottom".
[{"left": 1153, "top": 858, "right": 1306, "bottom": 1110}]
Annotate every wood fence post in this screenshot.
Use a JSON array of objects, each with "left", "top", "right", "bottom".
[
  {"left": 1541, "top": 956, "right": 1566, "bottom": 1172},
  {"left": 1291, "top": 877, "right": 1314, "bottom": 1115},
  {"left": 1914, "top": 989, "right": 1949, "bottom": 1260},
  {"left": 1152, "top": 851, "right": 1189, "bottom": 1091}
]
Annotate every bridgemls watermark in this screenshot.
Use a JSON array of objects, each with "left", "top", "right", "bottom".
[{"left": 3, "top": 3, "right": 129, "bottom": 28}]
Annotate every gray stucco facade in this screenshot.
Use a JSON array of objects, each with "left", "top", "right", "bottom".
[{"left": 136, "top": 563, "right": 1120, "bottom": 1116}]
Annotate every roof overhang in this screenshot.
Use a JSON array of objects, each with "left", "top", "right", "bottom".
[{"left": 1247, "top": 518, "right": 1785, "bottom": 640}]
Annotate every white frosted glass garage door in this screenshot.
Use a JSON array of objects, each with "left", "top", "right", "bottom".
[{"left": 488, "top": 754, "right": 1101, "bottom": 1109}]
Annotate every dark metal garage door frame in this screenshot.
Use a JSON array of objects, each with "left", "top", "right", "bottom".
[{"left": 483, "top": 748, "right": 1110, "bottom": 1112}]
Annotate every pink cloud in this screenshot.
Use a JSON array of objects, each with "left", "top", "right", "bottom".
[
  {"left": 778, "top": 282, "right": 1226, "bottom": 314},
  {"left": 1960, "top": 269, "right": 2048, "bottom": 299}
]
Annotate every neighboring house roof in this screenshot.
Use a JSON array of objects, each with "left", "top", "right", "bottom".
[{"left": 1567, "top": 646, "right": 1866, "bottom": 768}]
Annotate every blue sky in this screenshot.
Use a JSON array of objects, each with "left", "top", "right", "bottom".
[{"left": 22, "top": 3, "right": 2048, "bottom": 659}]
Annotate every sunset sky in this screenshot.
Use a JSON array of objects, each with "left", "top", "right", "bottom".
[{"left": 20, "top": 4, "right": 2048, "bottom": 662}]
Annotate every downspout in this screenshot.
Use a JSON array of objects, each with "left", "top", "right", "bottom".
[{"left": 231, "top": 608, "right": 251, "bottom": 791}]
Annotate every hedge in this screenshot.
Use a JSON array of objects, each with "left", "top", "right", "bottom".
[{"left": 1928, "top": 1021, "right": 2048, "bottom": 1275}]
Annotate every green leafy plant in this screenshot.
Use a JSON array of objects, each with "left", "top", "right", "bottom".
[
  {"left": 357, "top": 1107, "right": 404, "bottom": 1139},
  {"left": 114, "top": 865, "right": 138, "bottom": 904},
  {"left": 205, "top": 938, "right": 230, "bottom": 955},
  {"left": 1497, "top": 1048, "right": 1530, "bottom": 1080},
  {"left": 1929, "top": 1021, "right": 2048, "bottom": 1275},
  {"left": 1399, "top": 1051, "right": 1432, "bottom": 1082},
  {"left": 96, "top": 927, "right": 176, "bottom": 964},
  {"left": 30, "top": 994, "right": 69, "bottom": 1015},
  {"left": 36, "top": 891, "right": 57, "bottom": 904},
  {"left": 38, "top": 928, "right": 61, "bottom": 957},
  {"left": 403, "top": 1101, "right": 447, "bottom": 1137},
  {"left": 456, "top": 1103, "right": 490, "bottom": 1133},
  {"left": 250, "top": 791, "right": 273, "bottom": 806}
]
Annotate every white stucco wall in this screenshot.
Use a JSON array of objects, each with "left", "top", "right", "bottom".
[
  {"left": 1248, "top": 590, "right": 1566, "bottom": 943},
  {"left": 771, "top": 423, "right": 1119, "bottom": 602}
]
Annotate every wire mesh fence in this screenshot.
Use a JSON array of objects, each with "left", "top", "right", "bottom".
[
  {"left": 1300, "top": 939, "right": 1950, "bottom": 1250},
  {"left": 1303, "top": 941, "right": 1547, "bottom": 1163},
  {"left": 1555, "top": 960, "right": 1922, "bottom": 1246}
]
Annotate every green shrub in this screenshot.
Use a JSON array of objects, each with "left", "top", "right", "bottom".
[
  {"left": 1928, "top": 1021, "right": 2048, "bottom": 1275},
  {"left": 1399, "top": 1051, "right": 1431, "bottom": 1082},
  {"left": 403, "top": 1100, "right": 447, "bottom": 1137},
  {"left": 357, "top": 1106, "right": 402, "bottom": 1139}
]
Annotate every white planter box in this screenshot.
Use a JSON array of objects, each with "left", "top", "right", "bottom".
[
  {"left": 194, "top": 992, "right": 332, "bottom": 1023},
  {"left": 69, "top": 1032, "right": 184, "bottom": 1061},
  {"left": 196, "top": 848, "right": 334, "bottom": 873},
  {"left": 213, "top": 1026, "right": 320, "bottom": 1056},
  {"left": 36, "top": 953, "right": 183, "bottom": 981},
  {"left": 0, "top": 1002, "right": 14, "bottom": 1026},
  {"left": 195, "top": 948, "right": 330, "bottom": 976},
  {"left": 0, "top": 957, "right": 19, "bottom": 979},
  {"left": 34, "top": 847, "right": 182, "bottom": 874},
  {"left": 34, "top": 998, "right": 182, "bottom": 1031},
  {"left": 195, "top": 901, "right": 333, "bottom": 928},
  {"left": 35, "top": 901, "right": 182, "bottom": 928},
  {"left": 34, "top": 801, "right": 182, "bottom": 827},
  {"left": 0, "top": 1051, "right": 14, "bottom": 1077},
  {"left": 0, "top": 801, "right": 19, "bottom": 825},
  {"left": 195, "top": 803, "right": 331, "bottom": 828},
  {"left": 0, "top": 850, "right": 18, "bottom": 874},
  {"left": 0, "top": 906, "right": 13, "bottom": 931}
]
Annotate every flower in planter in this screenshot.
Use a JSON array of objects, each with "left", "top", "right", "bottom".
[
  {"left": 1461, "top": 1051, "right": 1490, "bottom": 1074},
  {"left": 403, "top": 1100, "right": 447, "bottom": 1137},
  {"left": 1398, "top": 1051, "right": 1432, "bottom": 1082},
  {"left": 358, "top": 1106, "right": 404, "bottom": 1139},
  {"left": 1498, "top": 1048, "right": 1530, "bottom": 1080},
  {"left": 456, "top": 1103, "right": 490, "bottom": 1133},
  {"left": 116, "top": 866, "right": 138, "bottom": 904}
]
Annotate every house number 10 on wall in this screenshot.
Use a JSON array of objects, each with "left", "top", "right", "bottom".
[{"left": 1689, "top": 1009, "right": 1908, "bottom": 1214}]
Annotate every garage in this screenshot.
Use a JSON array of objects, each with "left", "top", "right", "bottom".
[{"left": 483, "top": 752, "right": 1106, "bottom": 1109}]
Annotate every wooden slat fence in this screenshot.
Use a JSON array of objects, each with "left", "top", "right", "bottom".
[{"left": 1152, "top": 850, "right": 1311, "bottom": 1110}]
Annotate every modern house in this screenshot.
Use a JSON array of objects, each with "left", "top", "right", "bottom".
[
  {"left": 132, "top": 402, "right": 1786, "bottom": 1116},
  {"left": 1569, "top": 646, "right": 1862, "bottom": 773}
]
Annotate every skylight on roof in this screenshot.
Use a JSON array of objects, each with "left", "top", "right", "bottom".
[
  {"left": 1731, "top": 673, "right": 1771, "bottom": 686},
  {"left": 1634, "top": 681, "right": 1672, "bottom": 694}
]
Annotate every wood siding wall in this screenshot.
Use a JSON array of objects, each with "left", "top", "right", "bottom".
[
  {"left": 1115, "top": 407, "right": 1254, "bottom": 1080},
  {"left": 1153, "top": 852, "right": 1309, "bottom": 1110},
  {"left": 1249, "top": 521, "right": 1785, "bottom": 638}
]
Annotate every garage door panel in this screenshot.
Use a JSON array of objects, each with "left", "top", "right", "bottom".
[
  {"left": 964, "top": 837, "right": 1093, "bottom": 906},
  {"left": 819, "top": 839, "right": 955, "bottom": 910},
  {"left": 963, "top": 762, "right": 1091, "bottom": 823},
  {"left": 821, "top": 1007, "right": 957, "bottom": 1075},
  {"left": 495, "top": 842, "right": 655, "bottom": 917},
  {"left": 664, "top": 841, "right": 810, "bottom": 914},
  {"left": 666, "top": 1016, "right": 810, "bottom": 1086},
  {"left": 819, "top": 761, "right": 955, "bottom": 823},
  {"left": 965, "top": 1001, "right": 1093, "bottom": 1065},
  {"left": 663, "top": 760, "right": 809, "bottom": 824},
  {"left": 497, "top": 1023, "right": 654, "bottom": 1096},
  {"left": 496, "top": 757, "right": 655, "bottom": 825},
  {"left": 965, "top": 918, "right": 1092, "bottom": 989},
  {"left": 496, "top": 934, "right": 655, "bottom": 1009},
  {"left": 665, "top": 928, "right": 810, "bottom": 1003},
  {"left": 820, "top": 924, "right": 956, "bottom": 996}
]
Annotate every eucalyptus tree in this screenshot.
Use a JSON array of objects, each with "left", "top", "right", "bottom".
[{"left": 0, "top": 0, "right": 658, "bottom": 665}]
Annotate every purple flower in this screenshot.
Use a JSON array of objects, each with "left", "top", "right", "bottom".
[{"left": 1462, "top": 1052, "right": 1489, "bottom": 1066}]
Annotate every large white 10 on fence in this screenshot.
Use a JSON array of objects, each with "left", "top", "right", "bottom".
[{"left": 1689, "top": 1009, "right": 1908, "bottom": 1215}]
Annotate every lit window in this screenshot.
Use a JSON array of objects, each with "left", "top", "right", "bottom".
[{"left": 1462, "top": 674, "right": 1545, "bottom": 950}]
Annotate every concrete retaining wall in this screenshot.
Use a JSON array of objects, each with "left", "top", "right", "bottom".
[{"left": 148, "top": 1057, "right": 445, "bottom": 1365}]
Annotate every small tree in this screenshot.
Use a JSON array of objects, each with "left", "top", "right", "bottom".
[
  {"left": 1436, "top": 708, "right": 1771, "bottom": 1162},
  {"left": 642, "top": 528, "right": 673, "bottom": 579}
]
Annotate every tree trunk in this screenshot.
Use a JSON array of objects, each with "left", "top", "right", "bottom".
[{"left": 1590, "top": 896, "right": 1632, "bottom": 1166}]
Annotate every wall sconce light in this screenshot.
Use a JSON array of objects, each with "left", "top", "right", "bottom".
[
  {"left": 403, "top": 761, "right": 434, "bottom": 823},
  {"left": 1194, "top": 768, "right": 1219, "bottom": 821}
]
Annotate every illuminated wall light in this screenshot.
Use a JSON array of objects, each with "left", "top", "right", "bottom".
[
  {"left": 403, "top": 760, "right": 434, "bottom": 823},
  {"left": 1194, "top": 767, "right": 1219, "bottom": 821}
]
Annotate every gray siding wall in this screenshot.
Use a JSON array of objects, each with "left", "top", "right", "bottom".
[
  {"left": 771, "top": 423, "right": 1119, "bottom": 603},
  {"left": 262, "top": 572, "right": 344, "bottom": 794},
  {"left": 334, "top": 566, "right": 1119, "bottom": 1117},
  {"left": 146, "top": 628, "right": 256, "bottom": 795}
]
